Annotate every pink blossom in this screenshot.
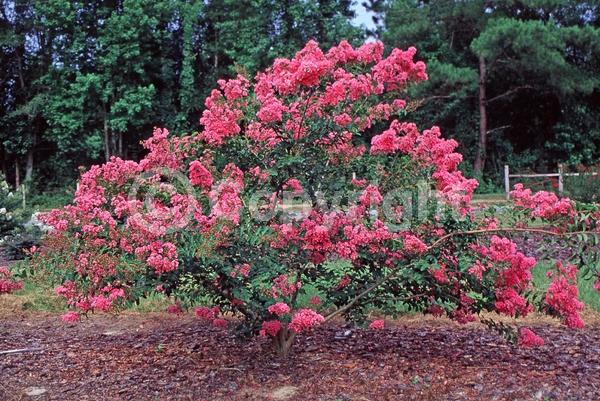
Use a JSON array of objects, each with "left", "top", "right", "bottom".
[
  {"left": 431, "top": 265, "right": 449, "bottom": 284},
  {"left": 403, "top": 234, "right": 428, "bottom": 254},
  {"left": 259, "top": 320, "right": 282, "bottom": 337},
  {"left": 518, "top": 328, "right": 545, "bottom": 347},
  {"left": 90, "top": 295, "right": 112, "bottom": 312},
  {"left": 359, "top": 185, "right": 383, "bottom": 207},
  {"left": 370, "top": 128, "right": 399, "bottom": 154},
  {"left": 511, "top": 184, "right": 575, "bottom": 220},
  {"left": 495, "top": 288, "right": 532, "bottom": 317},
  {"left": 289, "top": 308, "right": 325, "bottom": 333},
  {"left": 231, "top": 263, "right": 251, "bottom": 278},
  {"left": 61, "top": 311, "right": 80, "bottom": 323},
  {"left": 189, "top": 161, "right": 213, "bottom": 189},
  {"left": 195, "top": 306, "right": 219, "bottom": 321},
  {"left": 271, "top": 275, "right": 300, "bottom": 299},
  {"left": 283, "top": 179, "right": 303, "bottom": 193},
  {"left": 199, "top": 90, "right": 243, "bottom": 145},
  {"left": 217, "top": 74, "right": 249, "bottom": 101},
  {"left": 594, "top": 276, "right": 600, "bottom": 293},
  {"left": 333, "top": 113, "right": 352, "bottom": 127},
  {"left": 268, "top": 302, "right": 291, "bottom": 316},
  {"left": 0, "top": 267, "right": 22, "bottom": 294},
  {"left": 369, "top": 319, "right": 385, "bottom": 330},
  {"left": 545, "top": 273, "right": 585, "bottom": 329},
  {"left": 468, "top": 260, "right": 487, "bottom": 280},
  {"left": 372, "top": 46, "right": 427, "bottom": 91},
  {"left": 257, "top": 97, "right": 287, "bottom": 123}
]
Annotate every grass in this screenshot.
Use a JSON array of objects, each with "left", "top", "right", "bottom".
[
  {"left": 0, "top": 280, "right": 64, "bottom": 314},
  {"left": 126, "top": 292, "right": 172, "bottom": 313},
  {"left": 472, "top": 193, "right": 508, "bottom": 204}
]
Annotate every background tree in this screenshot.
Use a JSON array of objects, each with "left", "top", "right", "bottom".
[
  {"left": 383, "top": 0, "right": 600, "bottom": 179},
  {"left": 1, "top": 0, "right": 599, "bottom": 195},
  {"left": 0, "top": 0, "right": 361, "bottom": 192}
]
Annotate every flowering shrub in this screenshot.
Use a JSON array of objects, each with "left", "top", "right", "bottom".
[{"left": 30, "top": 40, "right": 599, "bottom": 356}]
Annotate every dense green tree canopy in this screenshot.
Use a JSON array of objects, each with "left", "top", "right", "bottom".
[{"left": 381, "top": 0, "right": 600, "bottom": 179}]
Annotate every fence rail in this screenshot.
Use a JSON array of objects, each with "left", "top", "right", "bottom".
[{"left": 504, "top": 164, "right": 598, "bottom": 200}]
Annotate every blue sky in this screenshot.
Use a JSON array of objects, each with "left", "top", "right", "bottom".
[{"left": 352, "top": 1, "right": 377, "bottom": 31}]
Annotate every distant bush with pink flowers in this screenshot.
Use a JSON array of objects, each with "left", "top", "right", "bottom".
[{"left": 0, "top": 266, "right": 22, "bottom": 295}]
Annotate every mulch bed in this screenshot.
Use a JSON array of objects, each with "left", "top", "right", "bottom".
[{"left": 1, "top": 314, "right": 599, "bottom": 400}]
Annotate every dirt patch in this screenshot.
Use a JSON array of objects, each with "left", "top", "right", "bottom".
[{"left": 1, "top": 313, "right": 599, "bottom": 400}]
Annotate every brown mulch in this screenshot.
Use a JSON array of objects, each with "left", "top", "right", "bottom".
[{"left": 1, "top": 314, "right": 599, "bottom": 401}]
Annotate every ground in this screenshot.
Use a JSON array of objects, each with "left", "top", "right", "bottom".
[{"left": 1, "top": 312, "right": 599, "bottom": 401}]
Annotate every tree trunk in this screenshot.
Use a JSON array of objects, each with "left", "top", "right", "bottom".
[
  {"left": 15, "top": 159, "right": 20, "bottom": 188},
  {"left": 25, "top": 132, "right": 35, "bottom": 182},
  {"left": 25, "top": 149, "right": 33, "bottom": 182},
  {"left": 474, "top": 55, "right": 487, "bottom": 176},
  {"left": 273, "top": 326, "right": 296, "bottom": 358},
  {"left": 103, "top": 106, "right": 111, "bottom": 162},
  {"left": 118, "top": 131, "right": 123, "bottom": 158}
]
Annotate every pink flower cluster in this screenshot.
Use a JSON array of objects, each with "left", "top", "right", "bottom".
[
  {"left": 61, "top": 311, "right": 80, "bottom": 323},
  {"left": 192, "top": 39, "right": 428, "bottom": 168},
  {"left": 198, "top": 76, "right": 248, "bottom": 145},
  {"left": 137, "top": 241, "right": 179, "bottom": 274},
  {"left": 476, "top": 236, "right": 536, "bottom": 318},
  {"left": 270, "top": 275, "right": 301, "bottom": 299},
  {"left": 208, "top": 164, "right": 244, "bottom": 225},
  {"left": 230, "top": 263, "right": 251, "bottom": 278},
  {"left": 370, "top": 122, "right": 477, "bottom": 210},
  {"left": 54, "top": 280, "right": 126, "bottom": 314},
  {"left": 268, "top": 302, "right": 291, "bottom": 316},
  {"left": 518, "top": 328, "right": 545, "bottom": 347},
  {"left": 189, "top": 161, "right": 213, "bottom": 189},
  {"left": 402, "top": 234, "right": 428, "bottom": 254},
  {"left": 40, "top": 126, "right": 248, "bottom": 316},
  {"left": 510, "top": 184, "right": 575, "bottom": 220},
  {"left": 545, "top": 262, "right": 585, "bottom": 328},
  {"left": 195, "top": 306, "right": 226, "bottom": 328},
  {"left": 288, "top": 308, "right": 325, "bottom": 333}
]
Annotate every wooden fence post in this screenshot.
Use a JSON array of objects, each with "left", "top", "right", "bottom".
[
  {"left": 558, "top": 164, "right": 564, "bottom": 194},
  {"left": 504, "top": 165, "right": 510, "bottom": 200}
]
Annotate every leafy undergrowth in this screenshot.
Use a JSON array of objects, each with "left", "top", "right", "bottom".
[
  {"left": 1, "top": 314, "right": 599, "bottom": 401},
  {"left": 3, "top": 257, "right": 599, "bottom": 320}
]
